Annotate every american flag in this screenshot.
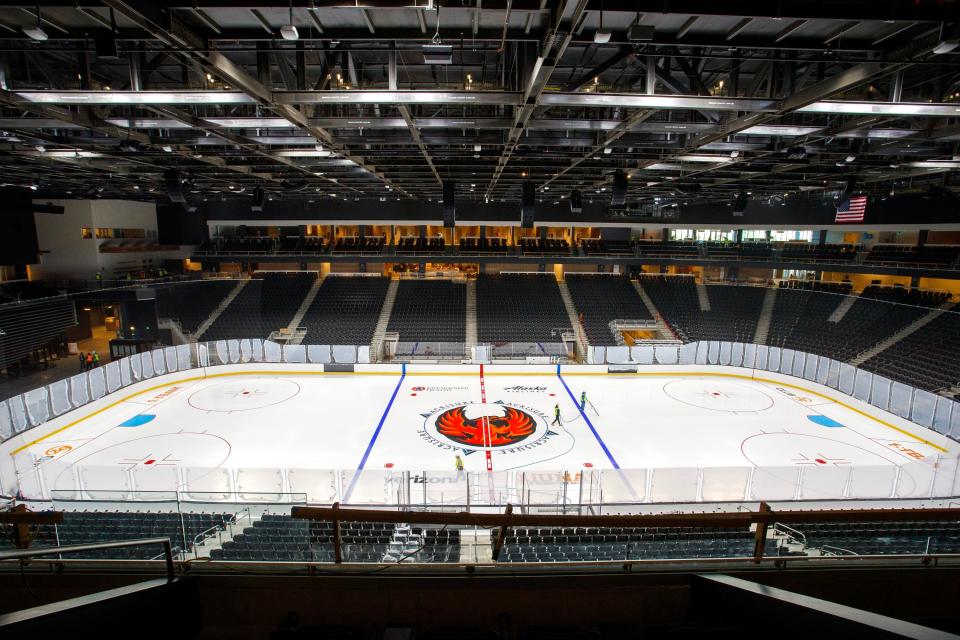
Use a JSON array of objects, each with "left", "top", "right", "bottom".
[{"left": 835, "top": 195, "right": 867, "bottom": 223}]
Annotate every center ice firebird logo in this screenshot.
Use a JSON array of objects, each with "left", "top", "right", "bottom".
[
  {"left": 418, "top": 401, "right": 555, "bottom": 455},
  {"left": 435, "top": 405, "right": 536, "bottom": 447}
]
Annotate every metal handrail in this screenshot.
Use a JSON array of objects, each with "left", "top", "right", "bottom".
[
  {"left": 820, "top": 544, "right": 859, "bottom": 556},
  {"left": 0, "top": 537, "right": 175, "bottom": 580},
  {"left": 772, "top": 522, "right": 807, "bottom": 545}
]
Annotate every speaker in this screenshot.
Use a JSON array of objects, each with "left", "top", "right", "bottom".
[
  {"left": 164, "top": 170, "right": 196, "bottom": 212},
  {"left": 521, "top": 181, "right": 535, "bottom": 229},
  {"left": 442, "top": 181, "right": 455, "bottom": 228},
  {"left": 251, "top": 187, "right": 265, "bottom": 212},
  {"left": 843, "top": 176, "right": 858, "bottom": 197},
  {"left": 569, "top": 189, "right": 582, "bottom": 213},
  {"left": 733, "top": 190, "right": 748, "bottom": 216},
  {"left": 611, "top": 170, "right": 627, "bottom": 206}
]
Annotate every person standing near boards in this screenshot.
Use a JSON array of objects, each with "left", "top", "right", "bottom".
[
  {"left": 79, "top": 352, "right": 86, "bottom": 372},
  {"left": 580, "top": 391, "right": 587, "bottom": 412}
]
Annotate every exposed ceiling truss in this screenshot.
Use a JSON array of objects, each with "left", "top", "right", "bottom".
[{"left": 0, "top": 0, "right": 957, "bottom": 209}]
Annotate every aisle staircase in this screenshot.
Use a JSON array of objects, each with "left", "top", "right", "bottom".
[
  {"left": 286, "top": 273, "right": 324, "bottom": 331},
  {"left": 753, "top": 287, "right": 778, "bottom": 344},
  {"left": 194, "top": 279, "right": 249, "bottom": 340},
  {"left": 369, "top": 278, "right": 400, "bottom": 362},
  {"left": 828, "top": 294, "right": 858, "bottom": 323},
  {"left": 632, "top": 280, "right": 679, "bottom": 341},
  {"left": 465, "top": 278, "right": 478, "bottom": 352},
  {"left": 556, "top": 279, "right": 590, "bottom": 361},
  {"left": 849, "top": 302, "right": 952, "bottom": 367},
  {"left": 695, "top": 283, "right": 711, "bottom": 311}
]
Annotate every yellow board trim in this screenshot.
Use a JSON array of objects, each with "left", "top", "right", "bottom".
[{"left": 8, "top": 366, "right": 949, "bottom": 456}]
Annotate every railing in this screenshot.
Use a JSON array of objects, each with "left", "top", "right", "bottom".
[{"left": 0, "top": 537, "right": 176, "bottom": 579}]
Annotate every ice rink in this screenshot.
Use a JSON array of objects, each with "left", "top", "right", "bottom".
[{"left": 2, "top": 363, "right": 953, "bottom": 505}]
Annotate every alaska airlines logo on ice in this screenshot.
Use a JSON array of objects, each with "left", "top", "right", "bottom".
[
  {"left": 418, "top": 401, "right": 556, "bottom": 454},
  {"left": 503, "top": 385, "right": 548, "bottom": 393}
]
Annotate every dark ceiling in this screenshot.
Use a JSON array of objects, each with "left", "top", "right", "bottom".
[{"left": 1, "top": 0, "right": 960, "bottom": 212}]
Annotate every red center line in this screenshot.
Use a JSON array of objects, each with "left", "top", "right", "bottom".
[{"left": 480, "top": 364, "right": 493, "bottom": 471}]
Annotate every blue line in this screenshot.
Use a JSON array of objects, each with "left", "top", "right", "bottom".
[
  {"left": 557, "top": 372, "right": 619, "bottom": 469},
  {"left": 343, "top": 365, "right": 406, "bottom": 503}
]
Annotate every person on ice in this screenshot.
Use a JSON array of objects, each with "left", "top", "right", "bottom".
[
  {"left": 454, "top": 455, "right": 464, "bottom": 471},
  {"left": 580, "top": 391, "right": 587, "bottom": 411},
  {"left": 552, "top": 403, "right": 562, "bottom": 426}
]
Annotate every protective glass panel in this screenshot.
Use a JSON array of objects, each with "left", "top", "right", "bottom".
[
  {"left": 228, "top": 339, "right": 241, "bottom": 364},
  {"left": 679, "top": 342, "right": 697, "bottom": 365},
  {"left": 88, "top": 367, "right": 107, "bottom": 400},
  {"left": 779, "top": 349, "right": 795, "bottom": 375},
  {"left": 176, "top": 344, "right": 192, "bottom": 371},
  {"left": 141, "top": 351, "right": 155, "bottom": 378},
  {"left": 357, "top": 346, "right": 371, "bottom": 364},
  {"left": 827, "top": 359, "right": 842, "bottom": 389},
  {"left": 717, "top": 342, "right": 731, "bottom": 366},
  {"left": 119, "top": 356, "right": 133, "bottom": 386},
  {"left": 869, "top": 376, "right": 891, "bottom": 413},
  {"left": 909, "top": 390, "right": 937, "bottom": 428},
  {"left": 654, "top": 346, "right": 678, "bottom": 364},
  {"left": 69, "top": 373, "right": 89, "bottom": 406},
  {"left": 287, "top": 469, "right": 339, "bottom": 504},
  {"left": 695, "top": 341, "right": 709, "bottom": 364},
  {"left": 599, "top": 468, "right": 647, "bottom": 504},
  {"left": 0, "top": 401, "right": 11, "bottom": 440},
  {"left": 792, "top": 351, "right": 807, "bottom": 378},
  {"left": 815, "top": 356, "right": 831, "bottom": 386},
  {"left": 9, "top": 396, "right": 28, "bottom": 433},
  {"left": 0, "top": 445, "right": 16, "bottom": 493},
  {"left": 340, "top": 469, "right": 399, "bottom": 505},
  {"left": 284, "top": 345, "right": 307, "bottom": 363},
  {"left": 24, "top": 388, "right": 49, "bottom": 426},
  {"left": 130, "top": 352, "right": 143, "bottom": 379},
  {"left": 765, "top": 347, "right": 781, "bottom": 372},
  {"left": 707, "top": 341, "right": 720, "bottom": 365},
  {"left": 79, "top": 465, "right": 131, "bottom": 501},
  {"left": 420, "top": 471, "right": 469, "bottom": 506},
  {"left": 183, "top": 467, "right": 232, "bottom": 501},
  {"left": 249, "top": 338, "right": 264, "bottom": 362},
  {"left": 164, "top": 346, "right": 178, "bottom": 372},
  {"left": 587, "top": 346, "right": 604, "bottom": 365},
  {"left": 847, "top": 465, "right": 897, "bottom": 499},
  {"left": 931, "top": 455, "right": 959, "bottom": 498},
  {"left": 933, "top": 397, "right": 954, "bottom": 435},
  {"left": 803, "top": 353, "right": 819, "bottom": 382},
  {"left": 152, "top": 348, "right": 166, "bottom": 375},
  {"left": 606, "top": 346, "right": 630, "bottom": 364},
  {"left": 520, "top": 471, "right": 572, "bottom": 507},
  {"left": 730, "top": 342, "right": 745, "bottom": 368},
  {"left": 132, "top": 465, "right": 180, "bottom": 499},
  {"left": 333, "top": 345, "right": 357, "bottom": 363},
  {"left": 239, "top": 338, "right": 253, "bottom": 362},
  {"left": 799, "top": 466, "right": 850, "bottom": 500},
  {"left": 632, "top": 345, "right": 654, "bottom": 365},
  {"left": 742, "top": 343, "right": 757, "bottom": 369},
  {"left": 104, "top": 361, "right": 121, "bottom": 392},
  {"left": 852, "top": 369, "right": 873, "bottom": 402},
  {"left": 648, "top": 468, "right": 699, "bottom": 503},
  {"left": 13, "top": 453, "right": 43, "bottom": 499},
  {"left": 236, "top": 468, "right": 284, "bottom": 501},
  {"left": 197, "top": 343, "right": 211, "bottom": 367},
  {"left": 838, "top": 363, "right": 856, "bottom": 395},
  {"left": 263, "top": 340, "right": 282, "bottom": 362},
  {"left": 215, "top": 340, "right": 230, "bottom": 365},
  {"left": 755, "top": 344, "right": 769, "bottom": 370},
  {"left": 889, "top": 382, "right": 913, "bottom": 419},
  {"left": 700, "top": 467, "right": 750, "bottom": 502},
  {"left": 749, "top": 466, "right": 799, "bottom": 501},
  {"left": 49, "top": 380, "right": 71, "bottom": 416},
  {"left": 308, "top": 345, "right": 332, "bottom": 364},
  {"left": 895, "top": 460, "right": 935, "bottom": 499}
]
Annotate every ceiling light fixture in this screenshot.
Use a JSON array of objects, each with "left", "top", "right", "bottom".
[
  {"left": 594, "top": 0, "right": 611, "bottom": 43},
  {"left": 23, "top": 2, "right": 47, "bottom": 41},
  {"left": 280, "top": 0, "right": 299, "bottom": 40}
]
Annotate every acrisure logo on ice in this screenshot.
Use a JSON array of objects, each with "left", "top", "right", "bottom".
[{"left": 410, "top": 385, "right": 470, "bottom": 392}]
